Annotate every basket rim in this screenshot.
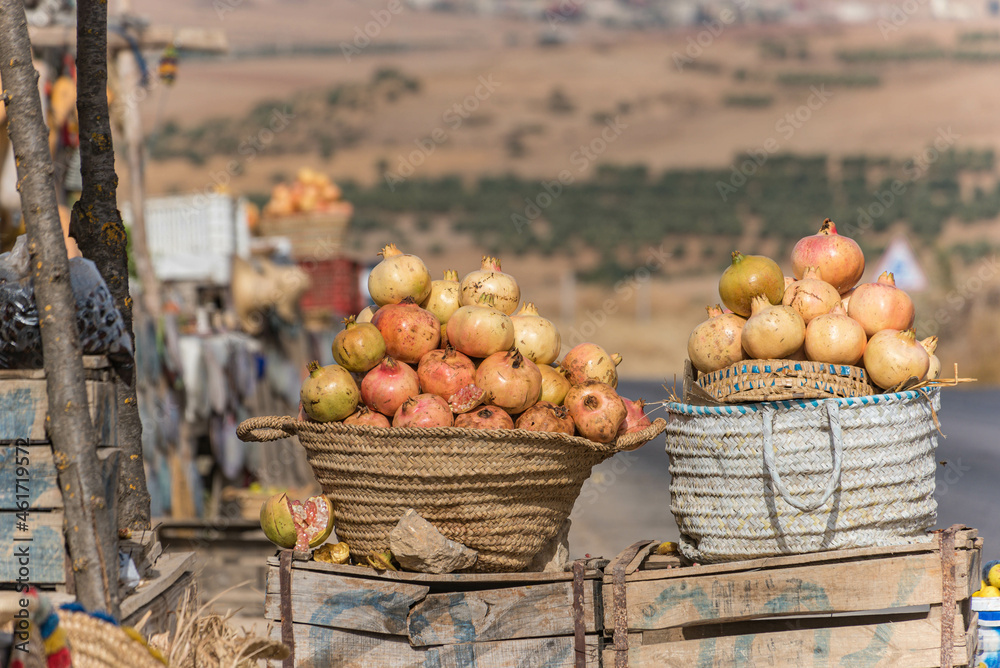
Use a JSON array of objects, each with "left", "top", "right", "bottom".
[{"left": 667, "top": 387, "right": 940, "bottom": 416}]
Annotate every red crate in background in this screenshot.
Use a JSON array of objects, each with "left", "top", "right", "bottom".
[{"left": 298, "top": 257, "right": 364, "bottom": 317}]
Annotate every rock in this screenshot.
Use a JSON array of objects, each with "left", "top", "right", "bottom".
[
  {"left": 528, "top": 518, "right": 571, "bottom": 572},
  {"left": 389, "top": 509, "right": 478, "bottom": 574}
]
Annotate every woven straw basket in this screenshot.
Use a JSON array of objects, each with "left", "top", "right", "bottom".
[
  {"left": 696, "top": 359, "right": 874, "bottom": 403},
  {"left": 238, "top": 417, "right": 668, "bottom": 572},
  {"left": 663, "top": 389, "right": 940, "bottom": 563}
]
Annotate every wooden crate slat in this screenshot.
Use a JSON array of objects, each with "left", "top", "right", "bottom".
[
  {"left": 0, "top": 446, "right": 61, "bottom": 509},
  {"left": 619, "top": 530, "right": 977, "bottom": 585},
  {"left": 407, "top": 580, "right": 597, "bottom": 647},
  {"left": 0, "top": 379, "right": 116, "bottom": 442},
  {"left": 275, "top": 623, "right": 601, "bottom": 668},
  {"left": 604, "top": 605, "right": 969, "bottom": 668},
  {"left": 264, "top": 564, "right": 430, "bottom": 635},
  {"left": 0, "top": 511, "right": 64, "bottom": 584},
  {"left": 605, "top": 550, "right": 974, "bottom": 631}
]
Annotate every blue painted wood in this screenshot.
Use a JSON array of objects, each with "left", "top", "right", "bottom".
[
  {"left": 0, "top": 510, "right": 65, "bottom": 584},
  {"left": 0, "top": 384, "right": 41, "bottom": 441},
  {"left": 0, "top": 446, "right": 61, "bottom": 509}
]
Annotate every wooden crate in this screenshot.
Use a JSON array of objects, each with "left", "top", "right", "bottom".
[
  {"left": 264, "top": 555, "right": 608, "bottom": 667},
  {"left": 602, "top": 528, "right": 982, "bottom": 667},
  {"left": 0, "top": 357, "right": 118, "bottom": 586}
]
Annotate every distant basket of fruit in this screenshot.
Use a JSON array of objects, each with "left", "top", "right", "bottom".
[{"left": 238, "top": 243, "right": 667, "bottom": 572}]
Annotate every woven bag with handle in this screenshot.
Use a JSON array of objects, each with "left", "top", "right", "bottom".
[{"left": 238, "top": 417, "right": 667, "bottom": 572}]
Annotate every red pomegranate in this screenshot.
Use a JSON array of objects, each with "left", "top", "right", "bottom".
[
  {"left": 361, "top": 357, "right": 421, "bottom": 416},
  {"left": 417, "top": 347, "right": 476, "bottom": 400},
  {"left": 847, "top": 271, "right": 915, "bottom": 337},
  {"left": 455, "top": 405, "right": 514, "bottom": 429},
  {"left": 475, "top": 350, "right": 543, "bottom": 414},
  {"left": 393, "top": 394, "right": 454, "bottom": 428},
  {"left": 342, "top": 405, "right": 391, "bottom": 428},
  {"left": 617, "top": 397, "right": 652, "bottom": 436},
  {"left": 374, "top": 297, "right": 441, "bottom": 364},
  {"left": 791, "top": 219, "right": 865, "bottom": 294},
  {"left": 564, "top": 381, "right": 626, "bottom": 444},
  {"left": 515, "top": 401, "right": 575, "bottom": 435}
]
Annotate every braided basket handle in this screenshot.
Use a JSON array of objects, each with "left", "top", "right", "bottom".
[
  {"left": 237, "top": 416, "right": 297, "bottom": 442},
  {"left": 762, "top": 401, "right": 843, "bottom": 512},
  {"left": 612, "top": 417, "right": 668, "bottom": 453}
]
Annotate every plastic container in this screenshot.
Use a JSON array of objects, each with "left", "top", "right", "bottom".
[{"left": 973, "top": 599, "right": 1000, "bottom": 667}]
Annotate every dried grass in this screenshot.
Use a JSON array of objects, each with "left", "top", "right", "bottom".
[{"left": 147, "top": 584, "right": 289, "bottom": 668}]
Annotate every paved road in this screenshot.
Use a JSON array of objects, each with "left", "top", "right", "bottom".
[{"left": 568, "top": 380, "right": 999, "bottom": 563}]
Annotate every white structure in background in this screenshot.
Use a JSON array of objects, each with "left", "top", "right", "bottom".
[
  {"left": 872, "top": 237, "right": 928, "bottom": 292},
  {"left": 122, "top": 193, "right": 252, "bottom": 285}
]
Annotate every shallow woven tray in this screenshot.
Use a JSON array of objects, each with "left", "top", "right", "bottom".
[
  {"left": 237, "top": 417, "right": 667, "bottom": 572},
  {"left": 696, "top": 359, "right": 874, "bottom": 403}
]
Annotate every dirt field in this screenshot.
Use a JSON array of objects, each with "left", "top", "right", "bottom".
[{"left": 130, "top": 0, "right": 1000, "bottom": 380}]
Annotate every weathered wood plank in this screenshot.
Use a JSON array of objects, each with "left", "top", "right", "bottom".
[
  {"left": 606, "top": 550, "right": 974, "bottom": 631},
  {"left": 123, "top": 570, "right": 196, "bottom": 638},
  {"left": 0, "top": 378, "right": 117, "bottom": 442},
  {"left": 275, "top": 624, "right": 601, "bottom": 668},
  {"left": 606, "top": 605, "right": 968, "bottom": 668},
  {"left": 265, "top": 555, "right": 602, "bottom": 587},
  {"left": 620, "top": 530, "right": 977, "bottom": 584},
  {"left": 120, "top": 551, "right": 196, "bottom": 619},
  {"left": 407, "top": 580, "right": 598, "bottom": 646},
  {"left": 0, "top": 446, "right": 61, "bottom": 509},
  {"left": 264, "top": 564, "right": 430, "bottom": 635},
  {"left": 0, "top": 511, "right": 64, "bottom": 584}
]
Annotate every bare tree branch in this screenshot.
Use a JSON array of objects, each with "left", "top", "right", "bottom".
[
  {"left": 0, "top": 0, "right": 116, "bottom": 614},
  {"left": 71, "top": 0, "right": 150, "bottom": 532}
]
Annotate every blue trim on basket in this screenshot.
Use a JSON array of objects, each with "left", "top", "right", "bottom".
[{"left": 668, "top": 389, "right": 937, "bottom": 415}]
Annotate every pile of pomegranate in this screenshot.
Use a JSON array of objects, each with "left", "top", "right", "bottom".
[
  {"left": 299, "top": 246, "right": 652, "bottom": 444},
  {"left": 687, "top": 218, "right": 941, "bottom": 391}
]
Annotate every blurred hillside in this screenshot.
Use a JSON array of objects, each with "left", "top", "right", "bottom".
[{"left": 132, "top": 0, "right": 1000, "bottom": 381}]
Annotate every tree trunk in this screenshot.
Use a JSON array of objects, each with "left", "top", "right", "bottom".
[
  {"left": 0, "top": 0, "right": 117, "bottom": 614},
  {"left": 71, "top": 0, "right": 150, "bottom": 532}
]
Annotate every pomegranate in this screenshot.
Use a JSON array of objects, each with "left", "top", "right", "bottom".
[
  {"left": 863, "top": 328, "right": 929, "bottom": 390},
  {"left": 804, "top": 304, "right": 866, "bottom": 365},
  {"left": 840, "top": 287, "right": 856, "bottom": 310},
  {"left": 741, "top": 295, "right": 806, "bottom": 360},
  {"left": 539, "top": 364, "right": 571, "bottom": 405},
  {"left": 791, "top": 218, "right": 865, "bottom": 294},
  {"left": 476, "top": 349, "right": 543, "bottom": 414},
  {"left": 289, "top": 494, "right": 335, "bottom": 551},
  {"left": 719, "top": 251, "right": 785, "bottom": 317},
  {"left": 259, "top": 492, "right": 298, "bottom": 548},
  {"left": 617, "top": 397, "right": 652, "bottom": 436},
  {"left": 393, "top": 394, "right": 455, "bottom": 428},
  {"left": 784, "top": 276, "right": 795, "bottom": 289},
  {"left": 920, "top": 336, "right": 941, "bottom": 380},
  {"left": 367, "top": 243, "right": 432, "bottom": 306},
  {"left": 510, "top": 302, "right": 561, "bottom": 365},
  {"left": 460, "top": 256, "right": 520, "bottom": 315},
  {"left": 375, "top": 297, "right": 441, "bottom": 363},
  {"left": 333, "top": 316, "right": 386, "bottom": 373},
  {"left": 564, "top": 381, "right": 627, "bottom": 444},
  {"left": 417, "top": 347, "right": 477, "bottom": 399},
  {"left": 343, "top": 405, "right": 391, "bottom": 428},
  {"left": 455, "top": 405, "right": 514, "bottom": 429},
  {"left": 782, "top": 266, "right": 841, "bottom": 324},
  {"left": 847, "top": 272, "right": 915, "bottom": 337},
  {"left": 446, "top": 294, "right": 515, "bottom": 358},
  {"left": 687, "top": 304, "right": 747, "bottom": 374},
  {"left": 361, "top": 357, "right": 421, "bottom": 416},
  {"left": 300, "top": 361, "right": 360, "bottom": 422},
  {"left": 560, "top": 342, "right": 622, "bottom": 388},
  {"left": 357, "top": 305, "right": 378, "bottom": 323},
  {"left": 448, "top": 383, "right": 486, "bottom": 413},
  {"left": 260, "top": 493, "right": 334, "bottom": 551},
  {"left": 515, "top": 401, "right": 575, "bottom": 435},
  {"left": 422, "top": 269, "right": 462, "bottom": 324}
]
